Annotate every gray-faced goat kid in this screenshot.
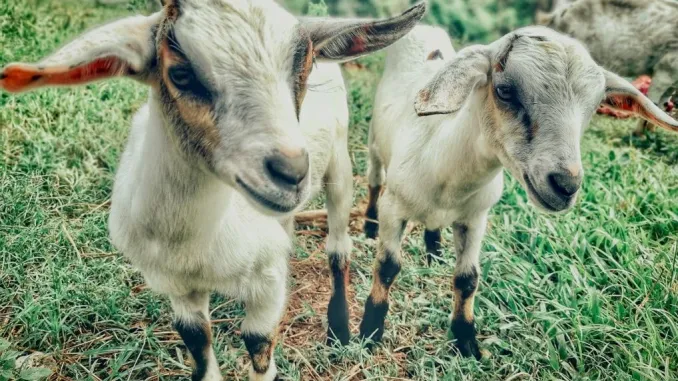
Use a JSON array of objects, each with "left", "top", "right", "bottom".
[
  {"left": 359, "top": 25, "right": 678, "bottom": 359},
  {"left": 0, "top": 0, "right": 426, "bottom": 379}
]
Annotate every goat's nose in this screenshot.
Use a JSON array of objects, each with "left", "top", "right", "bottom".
[
  {"left": 547, "top": 168, "right": 582, "bottom": 198},
  {"left": 265, "top": 149, "right": 309, "bottom": 188}
]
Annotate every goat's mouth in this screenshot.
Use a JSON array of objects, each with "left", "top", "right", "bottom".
[
  {"left": 523, "top": 173, "right": 572, "bottom": 213},
  {"left": 236, "top": 177, "right": 301, "bottom": 215}
]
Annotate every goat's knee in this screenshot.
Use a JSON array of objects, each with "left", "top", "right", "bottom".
[{"left": 450, "top": 267, "right": 481, "bottom": 360}]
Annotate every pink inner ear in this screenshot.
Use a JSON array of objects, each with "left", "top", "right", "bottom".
[
  {"left": 347, "top": 34, "right": 367, "bottom": 56},
  {"left": 603, "top": 94, "right": 637, "bottom": 113},
  {"left": 0, "top": 57, "right": 125, "bottom": 93}
]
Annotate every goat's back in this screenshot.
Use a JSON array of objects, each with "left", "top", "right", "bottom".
[
  {"left": 370, "top": 25, "right": 454, "bottom": 171},
  {"left": 382, "top": 24, "right": 455, "bottom": 76}
]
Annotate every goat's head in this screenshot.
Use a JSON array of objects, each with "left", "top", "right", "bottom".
[
  {"left": 414, "top": 26, "right": 678, "bottom": 213},
  {"left": 0, "top": 0, "right": 425, "bottom": 216}
]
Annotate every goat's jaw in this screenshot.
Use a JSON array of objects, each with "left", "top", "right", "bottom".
[
  {"left": 521, "top": 172, "right": 577, "bottom": 213},
  {"left": 234, "top": 175, "right": 309, "bottom": 217}
]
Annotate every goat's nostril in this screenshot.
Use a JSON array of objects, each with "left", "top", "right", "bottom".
[
  {"left": 265, "top": 150, "right": 309, "bottom": 187},
  {"left": 548, "top": 172, "right": 581, "bottom": 198}
]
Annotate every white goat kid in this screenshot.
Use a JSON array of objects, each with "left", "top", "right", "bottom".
[
  {"left": 0, "top": 1, "right": 425, "bottom": 379},
  {"left": 360, "top": 25, "right": 678, "bottom": 359}
]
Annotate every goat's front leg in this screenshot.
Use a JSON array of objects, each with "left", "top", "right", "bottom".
[
  {"left": 241, "top": 265, "right": 287, "bottom": 381},
  {"left": 449, "top": 212, "right": 488, "bottom": 360},
  {"left": 324, "top": 144, "right": 354, "bottom": 345},
  {"left": 359, "top": 190, "right": 407, "bottom": 343},
  {"left": 170, "top": 291, "right": 222, "bottom": 381}
]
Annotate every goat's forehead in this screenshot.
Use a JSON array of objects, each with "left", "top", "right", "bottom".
[
  {"left": 170, "top": 0, "right": 299, "bottom": 68},
  {"left": 500, "top": 33, "right": 603, "bottom": 101}
]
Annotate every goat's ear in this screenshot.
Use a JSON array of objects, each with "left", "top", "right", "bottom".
[
  {"left": 300, "top": 2, "right": 426, "bottom": 62},
  {"left": 601, "top": 70, "right": 678, "bottom": 133},
  {"left": 414, "top": 46, "right": 490, "bottom": 116},
  {"left": 0, "top": 13, "right": 161, "bottom": 93}
]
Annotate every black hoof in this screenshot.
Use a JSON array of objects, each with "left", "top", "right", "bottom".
[
  {"left": 359, "top": 298, "right": 387, "bottom": 344},
  {"left": 326, "top": 327, "right": 350, "bottom": 346},
  {"left": 455, "top": 336, "right": 482, "bottom": 360},
  {"left": 450, "top": 319, "right": 482, "bottom": 360}
]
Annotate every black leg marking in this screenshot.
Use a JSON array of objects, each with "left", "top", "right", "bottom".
[
  {"left": 451, "top": 267, "right": 481, "bottom": 360},
  {"left": 174, "top": 312, "right": 211, "bottom": 381},
  {"left": 424, "top": 229, "right": 442, "bottom": 265},
  {"left": 359, "top": 252, "right": 402, "bottom": 343},
  {"left": 364, "top": 185, "right": 381, "bottom": 239},
  {"left": 377, "top": 253, "right": 402, "bottom": 288},
  {"left": 359, "top": 294, "right": 389, "bottom": 344},
  {"left": 242, "top": 332, "right": 275, "bottom": 376},
  {"left": 452, "top": 222, "right": 468, "bottom": 254},
  {"left": 454, "top": 267, "right": 478, "bottom": 299},
  {"left": 450, "top": 318, "right": 481, "bottom": 360},
  {"left": 327, "top": 253, "right": 350, "bottom": 345}
]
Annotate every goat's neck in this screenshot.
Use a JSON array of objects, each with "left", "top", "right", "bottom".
[
  {"left": 427, "top": 91, "right": 503, "bottom": 189},
  {"left": 135, "top": 93, "right": 235, "bottom": 236}
]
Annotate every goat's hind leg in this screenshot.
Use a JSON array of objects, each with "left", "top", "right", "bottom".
[
  {"left": 324, "top": 143, "right": 354, "bottom": 345},
  {"left": 171, "top": 291, "right": 222, "bottom": 381},
  {"left": 424, "top": 228, "right": 443, "bottom": 265},
  {"left": 364, "top": 128, "right": 384, "bottom": 239}
]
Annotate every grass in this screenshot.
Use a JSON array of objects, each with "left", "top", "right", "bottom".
[{"left": 1, "top": 1, "right": 677, "bottom": 380}]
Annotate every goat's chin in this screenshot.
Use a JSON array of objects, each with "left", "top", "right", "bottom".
[
  {"left": 235, "top": 176, "right": 308, "bottom": 217},
  {"left": 521, "top": 175, "right": 577, "bottom": 214}
]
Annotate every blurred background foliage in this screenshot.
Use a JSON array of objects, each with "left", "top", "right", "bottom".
[
  {"left": 120, "top": 0, "right": 553, "bottom": 44},
  {"left": 283, "top": 0, "right": 551, "bottom": 44}
]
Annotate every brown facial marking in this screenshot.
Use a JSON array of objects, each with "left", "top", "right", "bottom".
[
  {"left": 496, "top": 34, "right": 519, "bottom": 72},
  {"left": 293, "top": 36, "right": 314, "bottom": 117},
  {"left": 158, "top": 38, "right": 220, "bottom": 159},
  {"left": 164, "top": 0, "right": 180, "bottom": 21}
]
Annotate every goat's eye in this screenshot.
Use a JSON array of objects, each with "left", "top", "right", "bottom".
[
  {"left": 169, "top": 67, "right": 195, "bottom": 90},
  {"left": 495, "top": 85, "right": 514, "bottom": 102}
]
